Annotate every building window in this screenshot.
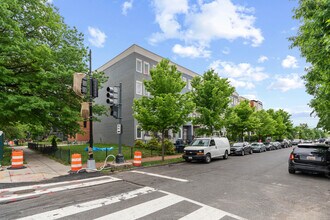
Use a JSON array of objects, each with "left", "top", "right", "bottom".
[
  {"left": 144, "top": 62, "right": 150, "bottom": 75},
  {"left": 182, "top": 76, "right": 187, "bottom": 88},
  {"left": 136, "top": 81, "right": 143, "bottom": 95},
  {"left": 136, "top": 126, "right": 142, "bottom": 139},
  {"left": 178, "top": 128, "right": 182, "bottom": 139},
  {"left": 136, "top": 59, "right": 142, "bottom": 73},
  {"left": 143, "top": 86, "right": 150, "bottom": 97},
  {"left": 187, "top": 79, "right": 191, "bottom": 90}
]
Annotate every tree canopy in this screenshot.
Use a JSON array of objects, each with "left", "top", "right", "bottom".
[
  {"left": 290, "top": 0, "right": 330, "bottom": 131},
  {"left": 133, "top": 59, "right": 194, "bottom": 160},
  {"left": 0, "top": 0, "right": 89, "bottom": 136},
  {"left": 191, "top": 69, "right": 234, "bottom": 136}
]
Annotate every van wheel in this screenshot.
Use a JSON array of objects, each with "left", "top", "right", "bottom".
[
  {"left": 249, "top": 149, "right": 253, "bottom": 154},
  {"left": 223, "top": 150, "right": 228, "bottom": 159},
  {"left": 205, "top": 154, "right": 211, "bottom": 163},
  {"left": 241, "top": 150, "right": 245, "bottom": 156}
]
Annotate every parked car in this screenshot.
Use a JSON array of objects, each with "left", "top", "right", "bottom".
[
  {"left": 251, "top": 142, "right": 266, "bottom": 153},
  {"left": 264, "top": 142, "right": 275, "bottom": 151},
  {"left": 291, "top": 139, "right": 301, "bottom": 146},
  {"left": 288, "top": 143, "right": 330, "bottom": 176},
  {"left": 182, "top": 137, "right": 230, "bottom": 163},
  {"left": 271, "top": 142, "right": 281, "bottom": 150},
  {"left": 281, "top": 139, "right": 290, "bottom": 148},
  {"left": 230, "top": 142, "right": 253, "bottom": 156}
]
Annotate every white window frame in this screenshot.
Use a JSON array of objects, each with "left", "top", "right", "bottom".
[
  {"left": 144, "top": 62, "right": 150, "bottom": 75},
  {"left": 136, "top": 125, "right": 142, "bottom": 139},
  {"left": 136, "top": 59, "right": 142, "bottom": 73},
  {"left": 143, "top": 86, "right": 150, "bottom": 97},
  {"left": 136, "top": 81, "right": 143, "bottom": 95}
]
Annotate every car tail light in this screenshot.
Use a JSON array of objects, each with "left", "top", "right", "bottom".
[{"left": 289, "top": 153, "right": 294, "bottom": 161}]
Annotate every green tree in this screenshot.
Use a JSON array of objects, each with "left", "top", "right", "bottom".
[
  {"left": 290, "top": 0, "right": 330, "bottom": 131},
  {"left": 226, "top": 100, "right": 258, "bottom": 141},
  {"left": 0, "top": 0, "right": 108, "bottom": 137},
  {"left": 133, "top": 59, "right": 194, "bottom": 161},
  {"left": 0, "top": 0, "right": 85, "bottom": 135},
  {"left": 254, "top": 110, "right": 276, "bottom": 141},
  {"left": 191, "top": 69, "right": 234, "bottom": 136}
]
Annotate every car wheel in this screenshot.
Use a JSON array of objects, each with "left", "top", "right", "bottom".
[
  {"left": 241, "top": 150, "right": 245, "bottom": 156},
  {"left": 250, "top": 149, "right": 253, "bottom": 154},
  {"left": 205, "top": 154, "right": 211, "bottom": 163},
  {"left": 223, "top": 150, "right": 229, "bottom": 159},
  {"left": 288, "top": 168, "right": 295, "bottom": 174}
]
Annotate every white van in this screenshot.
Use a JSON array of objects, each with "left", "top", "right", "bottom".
[{"left": 182, "top": 137, "right": 230, "bottom": 163}]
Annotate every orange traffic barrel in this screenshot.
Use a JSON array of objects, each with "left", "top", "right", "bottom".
[
  {"left": 11, "top": 150, "right": 24, "bottom": 169},
  {"left": 71, "top": 154, "right": 82, "bottom": 172},
  {"left": 133, "top": 151, "right": 142, "bottom": 166}
]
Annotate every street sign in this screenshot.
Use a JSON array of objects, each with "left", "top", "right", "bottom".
[{"left": 117, "top": 124, "right": 122, "bottom": 134}]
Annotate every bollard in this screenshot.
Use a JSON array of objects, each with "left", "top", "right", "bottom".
[
  {"left": 11, "top": 150, "right": 24, "bottom": 169},
  {"left": 71, "top": 154, "right": 82, "bottom": 172}
]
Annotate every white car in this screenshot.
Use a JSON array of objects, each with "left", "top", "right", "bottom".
[{"left": 182, "top": 137, "right": 230, "bottom": 163}]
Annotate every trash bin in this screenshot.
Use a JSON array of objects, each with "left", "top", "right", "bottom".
[{"left": 175, "top": 139, "right": 185, "bottom": 153}]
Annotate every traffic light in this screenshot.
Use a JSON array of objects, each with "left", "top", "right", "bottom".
[
  {"left": 73, "top": 73, "right": 87, "bottom": 97},
  {"left": 106, "top": 86, "right": 117, "bottom": 105},
  {"left": 91, "top": 78, "right": 98, "bottom": 98},
  {"left": 110, "top": 105, "right": 119, "bottom": 119}
]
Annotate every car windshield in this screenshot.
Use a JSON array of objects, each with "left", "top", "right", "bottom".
[
  {"left": 191, "top": 139, "right": 210, "bottom": 147},
  {"left": 251, "top": 143, "right": 259, "bottom": 147},
  {"left": 233, "top": 143, "right": 243, "bottom": 147}
]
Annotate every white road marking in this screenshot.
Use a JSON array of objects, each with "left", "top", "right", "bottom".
[
  {"left": 179, "top": 206, "right": 227, "bottom": 220},
  {"left": 19, "top": 186, "right": 246, "bottom": 220},
  {"left": 95, "top": 194, "right": 184, "bottom": 220},
  {"left": 0, "top": 176, "right": 113, "bottom": 193},
  {"left": 130, "top": 170, "right": 189, "bottom": 182},
  {"left": 0, "top": 176, "right": 121, "bottom": 204},
  {"left": 17, "top": 187, "right": 156, "bottom": 220}
]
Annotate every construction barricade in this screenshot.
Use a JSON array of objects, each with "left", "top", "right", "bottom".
[
  {"left": 11, "top": 150, "right": 24, "bottom": 169},
  {"left": 133, "top": 151, "right": 142, "bottom": 167},
  {"left": 71, "top": 153, "right": 82, "bottom": 172}
]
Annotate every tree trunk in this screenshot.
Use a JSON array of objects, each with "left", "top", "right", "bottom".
[{"left": 161, "top": 131, "right": 165, "bottom": 161}]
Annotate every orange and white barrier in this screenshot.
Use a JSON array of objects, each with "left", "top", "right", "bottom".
[
  {"left": 133, "top": 151, "right": 142, "bottom": 167},
  {"left": 71, "top": 154, "right": 82, "bottom": 172},
  {"left": 11, "top": 150, "right": 24, "bottom": 169}
]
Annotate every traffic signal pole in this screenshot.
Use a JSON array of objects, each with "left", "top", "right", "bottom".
[
  {"left": 116, "top": 82, "right": 124, "bottom": 163},
  {"left": 87, "top": 49, "right": 96, "bottom": 169}
]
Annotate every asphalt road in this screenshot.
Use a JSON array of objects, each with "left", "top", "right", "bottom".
[{"left": 1, "top": 147, "right": 329, "bottom": 220}]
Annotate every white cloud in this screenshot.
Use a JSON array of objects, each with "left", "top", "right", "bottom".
[
  {"left": 257, "top": 55, "right": 268, "bottom": 63},
  {"left": 172, "top": 44, "right": 211, "bottom": 58},
  {"left": 122, "top": 0, "right": 133, "bottom": 16},
  {"left": 228, "top": 78, "right": 255, "bottom": 89},
  {"left": 268, "top": 73, "right": 304, "bottom": 92},
  {"left": 282, "top": 55, "right": 298, "bottom": 68},
  {"left": 210, "top": 60, "right": 269, "bottom": 82},
  {"left": 222, "top": 47, "right": 230, "bottom": 55},
  {"left": 88, "top": 27, "right": 107, "bottom": 48},
  {"left": 150, "top": 0, "right": 264, "bottom": 58}
]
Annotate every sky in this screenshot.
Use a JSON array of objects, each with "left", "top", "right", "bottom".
[{"left": 49, "top": 0, "right": 318, "bottom": 128}]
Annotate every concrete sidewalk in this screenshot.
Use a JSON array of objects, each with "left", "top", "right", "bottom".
[
  {"left": 0, "top": 146, "right": 71, "bottom": 183},
  {"left": 0, "top": 146, "right": 183, "bottom": 184}
]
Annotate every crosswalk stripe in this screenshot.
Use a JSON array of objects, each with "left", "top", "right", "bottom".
[
  {"left": 178, "top": 206, "right": 227, "bottom": 220},
  {"left": 95, "top": 194, "right": 185, "bottom": 220},
  {"left": 0, "top": 177, "right": 121, "bottom": 204},
  {"left": 130, "top": 170, "right": 189, "bottom": 182},
  {"left": 17, "top": 187, "right": 156, "bottom": 220}
]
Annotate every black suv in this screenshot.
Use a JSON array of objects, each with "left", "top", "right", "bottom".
[{"left": 288, "top": 143, "right": 330, "bottom": 176}]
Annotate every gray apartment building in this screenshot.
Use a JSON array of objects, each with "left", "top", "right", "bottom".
[{"left": 94, "top": 44, "right": 199, "bottom": 147}]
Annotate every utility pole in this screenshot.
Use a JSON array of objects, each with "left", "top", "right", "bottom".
[
  {"left": 116, "top": 82, "right": 125, "bottom": 163},
  {"left": 87, "top": 49, "right": 96, "bottom": 169}
]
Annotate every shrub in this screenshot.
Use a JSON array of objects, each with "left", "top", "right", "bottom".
[
  {"left": 146, "top": 137, "right": 161, "bottom": 152},
  {"left": 134, "top": 139, "right": 145, "bottom": 148},
  {"left": 163, "top": 139, "right": 175, "bottom": 155}
]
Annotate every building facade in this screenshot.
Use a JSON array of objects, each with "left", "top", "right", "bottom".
[{"left": 94, "top": 45, "right": 199, "bottom": 146}]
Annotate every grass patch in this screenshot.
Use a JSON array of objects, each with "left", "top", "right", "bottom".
[
  {"left": 57, "top": 144, "right": 168, "bottom": 164},
  {"left": 141, "top": 157, "right": 184, "bottom": 167}
]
